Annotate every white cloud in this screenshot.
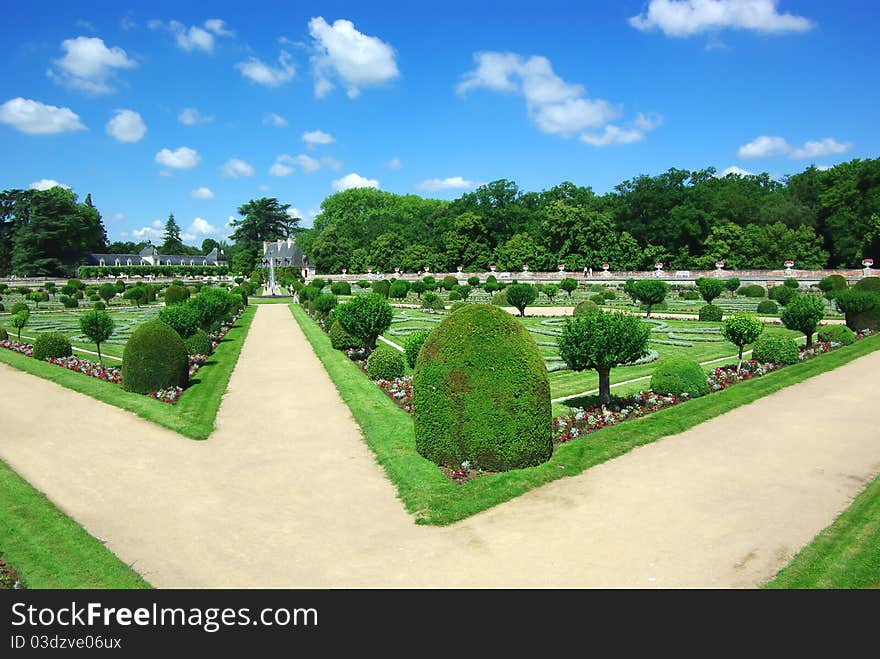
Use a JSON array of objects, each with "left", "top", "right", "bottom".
[
  {"left": 458, "top": 52, "right": 653, "bottom": 140},
  {"left": 816, "top": 165, "right": 832, "bottom": 171},
  {"left": 263, "top": 112, "right": 288, "bottom": 127},
  {"left": 110, "top": 212, "right": 125, "bottom": 221},
  {"left": 387, "top": 156, "right": 401, "bottom": 170},
  {"left": 0, "top": 97, "right": 86, "bottom": 135},
  {"left": 204, "top": 19, "right": 233, "bottom": 37},
  {"left": 257, "top": 184, "right": 271, "bottom": 191},
  {"left": 29, "top": 179, "right": 71, "bottom": 191},
  {"left": 321, "top": 156, "right": 342, "bottom": 171},
  {"left": 155, "top": 146, "right": 200, "bottom": 169},
  {"left": 308, "top": 17, "right": 399, "bottom": 98},
  {"left": 235, "top": 51, "right": 295, "bottom": 87},
  {"left": 269, "top": 162, "right": 295, "bottom": 177},
  {"left": 76, "top": 20, "right": 96, "bottom": 31},
  {"left": 718, "top": 165, "right": 754, "bottom": 177},
  {"left": 120, "top": 16, "right": 136, "bottom": 31},
  {"left": 417, "top": 176, "right": 477, "bottom": 192},
  {"left": 181, "top": 217, "right": 219, "bottom": 241},
  {"left": 48, "top": 36, "right": 136, "bottom": 94},
  {"left": 221, "top": 158, "right": 254, "bottom": 177},
  {"left": 178, "top": 107, "right": 213, "bottom": 125},
  {"left": 789, "top": 138, "right": 851, "bottom": 160},
  {"left": 629, "top": 0, "right": 814, "bottom": 37},
  {"left": 190, "top": 187, "right": 214, "bottom": 199},
  {"left": 580, "top": 114, "right": 662, "bottom": 147},
  {"left": 332, "top": 173, "right": 379, "bottom": 191},
  {"left": 106, "top": 109, "right": 146, "bottom": 142},
  {"left": 131, "top": 220, "right": 164, "bottom": 241},
  {"left": 302, "top": 129, "right": 334, "bottom": 146},
  {"left": 287, "top": 207, "right": 318, "bottom": 224},
  {"left": 270, "top": 154, "right": 322, "bottom": 176},
  {"left": 737, "top": 135, "right": 791, "bottom": 159}
]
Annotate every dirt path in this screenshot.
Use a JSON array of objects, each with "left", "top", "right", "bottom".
[{"left": 2, "top": 304, "right": 879, "bottom": 587}]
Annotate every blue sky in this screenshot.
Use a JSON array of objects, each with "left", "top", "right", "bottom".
[{"left": 0, "top": 0, "right": 877, "bottom": 245}]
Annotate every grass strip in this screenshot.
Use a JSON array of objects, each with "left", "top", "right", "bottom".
[
  {"left": 0, "top": 460, "right": 150, "bottom": 589},
  {"left": 0, "top": 305, "right": 256, "bottom": 440},
  {"left": 765, "top": 471, "right": 880, "bottom": 589},
  {"left": 293, "top": 303, "right": 880, "bottom": 526}
]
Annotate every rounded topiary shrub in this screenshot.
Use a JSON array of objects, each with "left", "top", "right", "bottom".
[
  {"left": 756, "top": 300, "right": 778, "bottom": 314},
  {"left": 184, "top": 329, "right": 213, "bottom": 355},
  {"left": 60, "top": 295, "right": 79, "bottom": 308},
  {"left": 751, "top": 334, "right": 799, "bottom": 365},
  {"left": 404, "top": 329, "right": 430, "bottom": 369},
  {"left": 158, "top": 304, "right": 200, "bottom": 338},
  {"left": 10, "top": 302, "right": 28, "bottom": 315},
  {"left": 698, "top": 304, "right": 723, "bottom": 322},
  {"left": 32, "top": 332, "right": 72, "bottom": 361},
  {"left": 122, "top": 320, "right": 189, "bottom": 394},
  {"left": 738, "top": 284, "right": 766, "bottom": 298},
  {"left": 441, "top": 275, "right": 458, "bottom": 291},
  {"left": 590, "top": 293, "right": 605, "bottom": 305},
  {"left": 650, "top": 358, "right": 709, "bottom": 398},
  {"left": 329, "top": 320, "right": 361, "bottom": 350},
  {"left": 448, "top": 290, "right": 462, "bottom": 301},
  {"left": 0, "top": 327, "right": 7, "bottom": 340},
  {"left": 681, "top": 290, "right": 700, "bottom": 300},
  {"left": 366, "top": 348, "right": 405, "bottom": 380},
  {"left": 450, "top": 301, "right": 467, "bottom": 311},
  {"left": 573, "top": 300, "right": 599, "bottom": 316},
  {"left": 854, "top": 277, "right": 880, "bottom": 294},
  {"left": 817, "top": 324, "right": 856, "bottom": 345},
  {"left": 93, "top": 301, "right": 106, "bottom": 310},
  {"left": 769, "top": 285, "right": 796, "bottom": 306},
  {"left": 330, "top": 281, "right": 351, "bottom": 296},
  {"left": 413, "top": 304, "right": 552, "bottom": 472}
]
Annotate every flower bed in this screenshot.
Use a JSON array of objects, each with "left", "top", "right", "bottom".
[{"left": 1, "top": 309, "right": 244, "bottom": 404}]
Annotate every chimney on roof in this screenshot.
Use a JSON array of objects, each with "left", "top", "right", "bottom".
[
  {"left": 287, "top": 237, "right": 293, "bottom": 248},
  {"left": 277, "top": 238, "right": 283, "bottom": 250}
]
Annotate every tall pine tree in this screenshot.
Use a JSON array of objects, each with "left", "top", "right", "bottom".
[{"left": 161, "top": 212, "right": 184, "bottom": 254}]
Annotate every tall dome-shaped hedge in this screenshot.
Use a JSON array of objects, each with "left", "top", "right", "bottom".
[
  {"left": 412, "top": 304, "right": 552, "bottom": 472},
  {"left": 122, "top": 320, "right": 189, "bottom": 394}
]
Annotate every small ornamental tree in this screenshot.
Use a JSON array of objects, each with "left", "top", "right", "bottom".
[
  {"left": 467, "top": 276, "right": 480, "bottom": 287},
  {"left": 558, "top": 310, "right": 650, "bottom": 405},
  {"left": 695, "top": 277, "right": 725, "bottom": 304},
  {"left": 44, "top": 282, "right": 56, "bottom": 298},
  {"left": 441, "top": 276, "right": 458, "bottom": 291},
  {"left": 769, "top": 285, "right": 796, "bottom": 306},
  {"left": 98, "top": 282, "right": 116, "bottom": 305},
  {"left": 560, "top": 278, "right": 578, "bottom": 298},
  {"left": 542, "top": 284, "right": 558, "bottom": 303},
  {"left": 389, "top": 280, "right": 409, "bottom": 300},
  {"left": 452, "top": 284, "right": 471, "bottom": 301},
  {"left": 371, "top": 280, "right": 390, "bottom": 299},
  {"left": 410, "top": 280, "right": 426, "bottom": 298},
  {"left": 79, "top": 310, "right": 115, "bottom": 365},
  {"left": 781, "top": 294, "right": 826, "bottom": 348},
  {"left": 10, "top": 311, "right": 28, "bottom": 341},
  {"left": 623, "top": 278, "right": 638, "bottom": 302},
  {"left": 632, "top": 280, "right": 669, "bottom": 317},
  {"left": 123, "top": 286, "right": 147, "bottom": 307},
  {"left": 504, "top": 283, "right": 538, "bottom": 317},
  {"left": 333, "top": 293, "right": 394, "bottom": 350},
  {"left": 818, "top": 274, "right": 848, "bottom": 295},
  {"left": 724, "top": 277, "right": 741, "bottom": 298},
  {"left": 721, "top": 311, "right": 764, "bottom": 372},
  {"left": 314, "top": 293, "right": 338, "bottom": 318},
  {"left": 27, "top": 292, "right": 43, "bottom": 309}
]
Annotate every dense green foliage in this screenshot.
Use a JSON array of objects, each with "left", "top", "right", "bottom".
[
  {"left": 371, "top": 279, "right": 390, "bottom": 299},
  {"left": 10, "top": 311, "right": 27, "bottom": 340},
  {"left": 756, "top": 300, "right": 779, "bottom": 314},
  {"left": 184, "top": 329, "right": 213, "bottom": 356},
  {"left": 695, "top": 277, "right": 724, "bottom": 303},
  {"left": 333, "top": 294, "right": 394, "bottom": 349},
  {"left": 698, "top": 304, "right": 723, "bottom": 321},
  {"left": 164, "top": 284, "right": 190, "bottom": 306},
  {"left": 330, "top": 281, "right": 351, "bottom": 296},
  {"left": 157, "top": 304, "right": 200, "bottom": 338},
  {"left": 413, "top": 305, "right": 552, "bottom": 471},
  {"left": 573, "top": 300, "right": 599, "bottom": 316},
  {"left": 79, "top": 310, "right": 115, "bottom": 365},
  {"left": 769, "top": 285, "right": 796, "bottom": 306},
  {"left": 314, "top": 293, "right": 338, "bottom": 317},
  {"left": 366, "top": 348, "right": 405, "bottom": 380},
  {"left": 328, "top": 320, "right": 362, "bottom": 350},
  {"left": 650, "top": 358, "right": 710, "bottom": 398},
  {"left": 834, "top": 289, "right": 880, "bottom": 331},
  {"left": 403, "top": 329, "right": 431, "bottom": 369},
  {"left": 817, "top": 324, "right": 855, "bottom": 345},
  {"left": 854, "top": 277, "right": 880, "bottom": 293},
  {"left": 558, "top": 310, "right": 650, "bottom": 404},
  {"left": 752, "top": 334, "right": 799, "bottom": 365},
  {"left": 739, "top": 284, "right": 767, "bottom": 298},
  {"left": 818, "top": 274, "right": 848, "bottom": 293},
  {"left": 560, "top": 278, "right": 578, "bottom": 297},
  {"left": 504, "top": 283, "right": 538, "bottom": 316},
  {"left": 121, "top": 320, "right": 189, "bottom": 394},
  {"left": 781, "top": 295, "right": 826, "bottom": 347},
  {"left": 32, "top": 332, "right": 72, "bottom": 361}
]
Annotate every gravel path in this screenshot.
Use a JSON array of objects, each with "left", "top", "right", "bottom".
[{"left": 2, "top": 304, "right": 878, "bottom": 587}]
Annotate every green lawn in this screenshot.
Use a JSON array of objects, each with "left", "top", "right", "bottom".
[
  {"left": 0, "top": 305, "right": 256, "bottom": 439},
  {"left": 0, "top": 460, "right": 150, "bottom": 589},
  {"left": 293, "top": 302, "right": 880, "bottom": 525},
  {"left": 766, "top": 471, "right": 880, "bottom": 589}
]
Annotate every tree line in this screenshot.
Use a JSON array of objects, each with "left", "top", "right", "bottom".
[{"left": 297, "top": 158, "right": 880, "bottom": 274}]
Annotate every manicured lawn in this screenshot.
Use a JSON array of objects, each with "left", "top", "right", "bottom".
[
  {"left": 0, "top": 460, "right": 150, "bottom": 589},
  {"left": 293, "top": 302, "right": 880, "bottom": 526},
  {"left": 0, "top": 305, "right": 256, "bottom": 439},
  {"left": 766, "top": 471, "right": 880, "bottom": 589}
]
